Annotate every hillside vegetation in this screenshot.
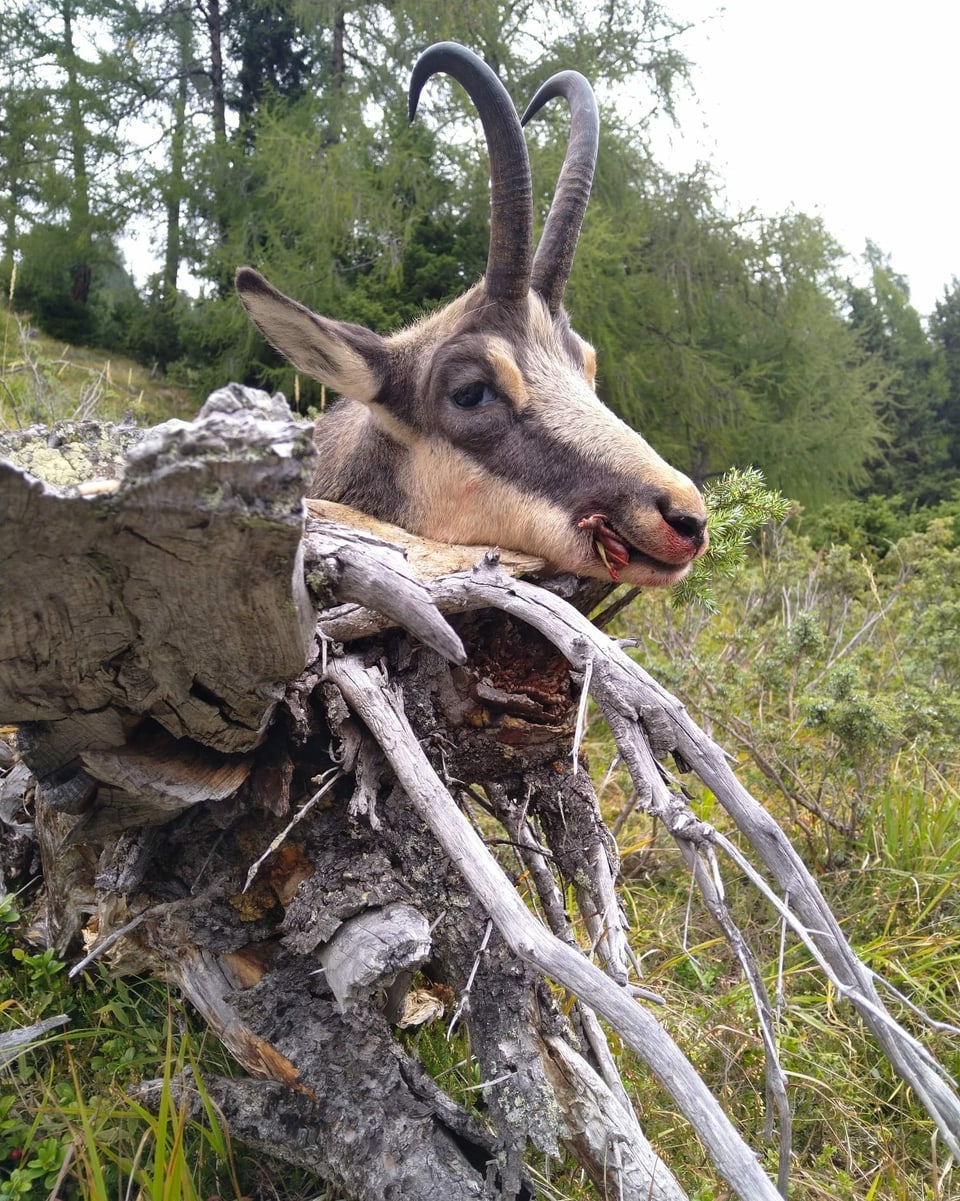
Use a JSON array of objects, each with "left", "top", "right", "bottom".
[
  {"left": 0, "top": 308, "right": 192, "bottom": 430},
  {"left": 2, "top": 0, "right": 959, "bottom": 1195}
]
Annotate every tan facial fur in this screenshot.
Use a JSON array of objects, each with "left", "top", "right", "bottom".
[{"left": 400, "top": 438, "right": 700, "bottom": 586}]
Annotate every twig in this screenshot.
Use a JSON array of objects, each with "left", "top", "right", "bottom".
[
  {"left": 870, "top": 972, "right": 960, "bottom": 1037},
  {"left": 448, "top": 918, "right": 493, "bottom": 1038},
  {"left": 68, "top": 912, "right": 147, "bottom": 979},
  {"left": 243, "top": 768, "right": 343, "bottom": 892},
  {"left": 571, "top": 654, "right": 593, "bottom": 775},
  {"left": 0, "top": 1014, "right": 70, "bottom": 1066}
]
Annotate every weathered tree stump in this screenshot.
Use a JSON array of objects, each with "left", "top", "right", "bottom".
[{"left": 1, "top": 388, "right": 957, "bottom": 1201}]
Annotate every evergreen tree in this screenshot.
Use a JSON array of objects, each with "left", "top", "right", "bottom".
[
  {"left": 3, "top": 0, "right": 142, "bottom": 333},
  {"left": 929, "top": 277, "right": 960, "bottom": 487},
  {"left": 0, "top": 79, "right": 61, "bottom": 291},
  {"left": 848, "top": 243, "right": 952, "bottom": 505},
  {"left": 226, "top": 0, "right": 315, "bottom": 130}
]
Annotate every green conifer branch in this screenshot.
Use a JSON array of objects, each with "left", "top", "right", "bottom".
[{"left": 671, "top": 466, "right": 792, "bottom": 611}]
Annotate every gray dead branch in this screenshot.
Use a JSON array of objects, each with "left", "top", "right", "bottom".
[
  {"left": 0, "top": 1014, "right": 70, "bottom": 1068},
  {"left": 1, "top": 386, "right": 957, "bottom": 1201}
]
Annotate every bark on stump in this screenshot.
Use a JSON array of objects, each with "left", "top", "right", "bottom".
[{"left": 2, "top": 387, "right": 957, "bottom": 1201}]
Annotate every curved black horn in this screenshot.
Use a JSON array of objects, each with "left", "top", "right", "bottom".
[
  {"left": 521, "top": 71, "right": 599, "bottom": 314},
  {"left": 410, "top": 43, "right": 532, "bottom": 304}
]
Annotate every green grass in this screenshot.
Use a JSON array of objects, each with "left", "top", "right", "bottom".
[
  {"left": 1, "top": 968, "right": 232, "bottom": 1200},
  {"left": 1, "top": 307, "right": 194, "bottom": 431},
  {"left": 0, "top": 887, "right": 330, "bottom": 1200}
]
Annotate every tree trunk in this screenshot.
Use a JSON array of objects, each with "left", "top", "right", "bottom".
[
  {"left": 331, "top": 3, "right": 345, "bottom": 92},
  {"left": 199, "top": 0, "right": 227, "bottom": 149},
  {"left": 163, "top": 5, "right": 192, "bottom": 299},
  {"left": 60, "top": 0, "right": 93, "bottom": 305},
  {"left": 1, "top": 387, "right": 958, "bottom": 1200}
]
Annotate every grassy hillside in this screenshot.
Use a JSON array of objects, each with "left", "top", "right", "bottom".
[
  {"left": 0, "top": 308, "right": 195, "bottom": 431},
  {"left": 600, "top": 525, "right": 960, "bottom": 1198}
]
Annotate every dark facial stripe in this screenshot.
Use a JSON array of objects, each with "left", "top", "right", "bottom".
[
  {"left": 448, "top": 412, "right": 662, "bottom": 516},
  {"left": 312, "top": 402, "right": 407, "bottom": 525}
]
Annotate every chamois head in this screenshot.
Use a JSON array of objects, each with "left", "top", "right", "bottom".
[{"left": 236, "top": 42, "right": 707, "bottom": 586}]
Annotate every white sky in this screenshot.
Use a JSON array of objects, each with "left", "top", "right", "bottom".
[{"left": 648, "top": 0, "right": 960, "bottom": 319}]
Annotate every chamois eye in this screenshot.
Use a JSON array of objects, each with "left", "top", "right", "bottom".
[{"left": 452, "top": 382, "right": 496, "bottom": 409}]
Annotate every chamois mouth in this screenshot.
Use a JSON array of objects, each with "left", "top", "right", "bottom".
[{"left": 576, "top": 513, "right": 700, "bottom": 585}]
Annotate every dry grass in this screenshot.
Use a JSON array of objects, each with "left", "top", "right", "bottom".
[{"left": 0, "top": 308, "right": 194, "bottom": 431}]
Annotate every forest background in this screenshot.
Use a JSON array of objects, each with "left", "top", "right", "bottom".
[
  {"left": 2, "top": 2, "right": 960, "bottom": 1199},
  {"left": 3, "top": 0, "right": 960, "bottom": 517}
]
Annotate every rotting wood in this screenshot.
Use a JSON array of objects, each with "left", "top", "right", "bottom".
[
  {"left": 2, "top": 389, "right": 958, "bottom": 1201},
  {"left": 318, "top": 902, "right": 433, "bottom": 1011},
  {"left": 325, "top": 652, "right": 784, "bottom": 1201},
  {"left": 0, "top": 385, "right": 317, "bottom": 764}
]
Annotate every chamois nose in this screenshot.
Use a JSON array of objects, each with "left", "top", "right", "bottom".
[{"left": 658, "top": 501, "right": 708, "bottom": 550}]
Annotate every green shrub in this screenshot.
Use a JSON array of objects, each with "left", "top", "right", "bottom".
[{"left": 598, "top": 514, "right": 960, "bottom": 1198}]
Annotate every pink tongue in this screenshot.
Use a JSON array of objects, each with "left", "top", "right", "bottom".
[
  {"left": 601, "top": 529, "right": 629, "bottom": 568},
  {"left": 594, "top": 526, "right": 629, "bottom": 581}
]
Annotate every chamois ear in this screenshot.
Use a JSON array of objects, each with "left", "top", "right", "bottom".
[{"left": 235, "top": 267, "right": 388, "bottom": 404}]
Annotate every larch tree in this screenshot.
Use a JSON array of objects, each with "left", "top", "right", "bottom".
[
  {"left": 926, "top": 276, "right": 960, "bottom": 488},
  {"left": 848, "top": 242, "right": 952, "bottom": 505},
  {"left": 0, "top": 70, "right": 60, "bottom": 289},
  {"left": 3, "top": 0, "right": 142, "bottom": 331}
]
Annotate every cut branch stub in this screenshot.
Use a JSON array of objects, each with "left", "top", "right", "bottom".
[{"left": 318, "top": 902, "right": 432, "bottom": 1011}]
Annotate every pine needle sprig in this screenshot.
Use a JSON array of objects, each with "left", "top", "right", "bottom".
[{"left": 671, "top": 466, "right": 792, "bottom": 611}]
